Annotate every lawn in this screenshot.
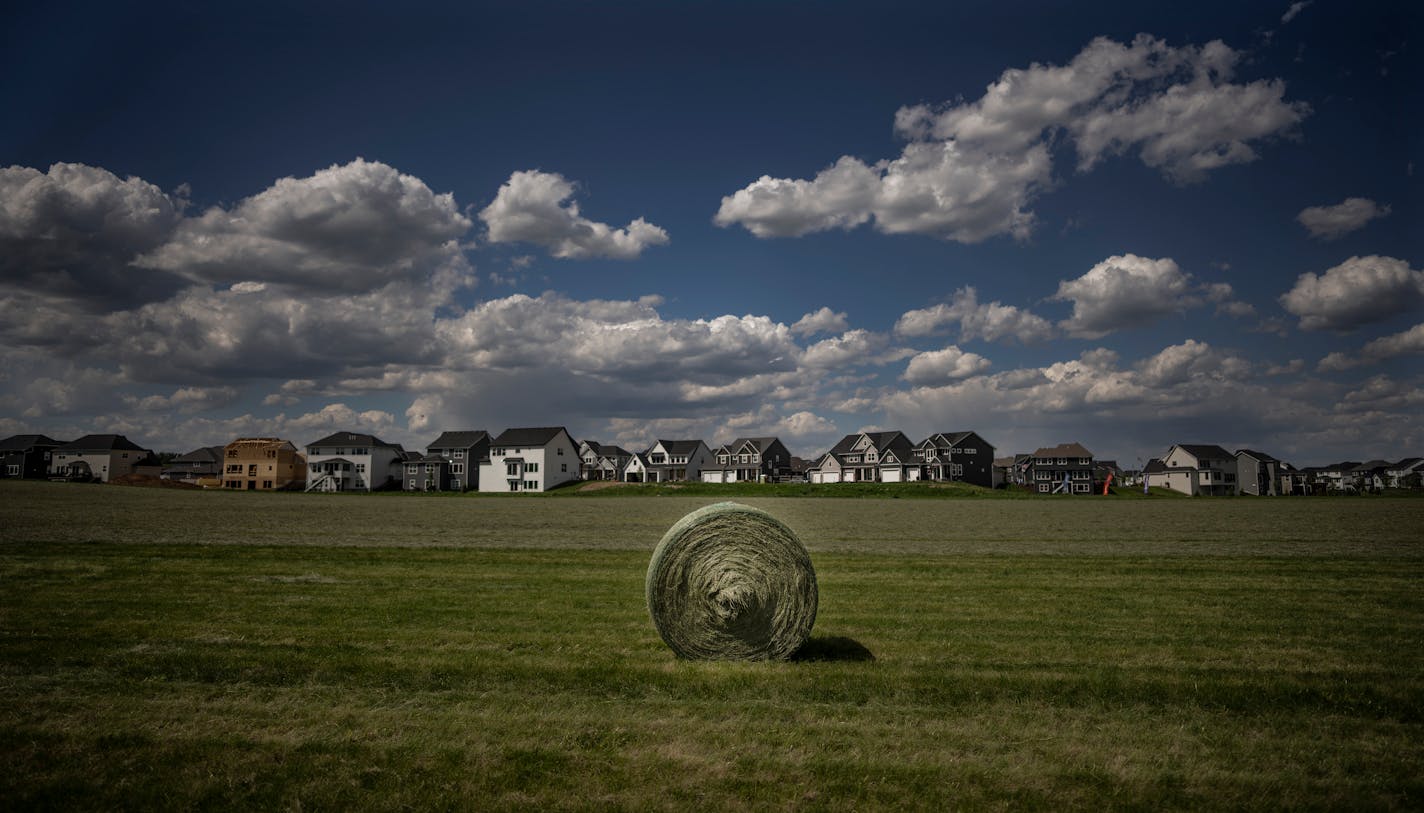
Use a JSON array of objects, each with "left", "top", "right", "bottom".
[{"left": 1, "top": 481, "right": 1422, "bottom": 809}]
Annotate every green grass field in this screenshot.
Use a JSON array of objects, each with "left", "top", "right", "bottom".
[{"left": 2, "top": 480, "right": 1422, "bottom": 809}]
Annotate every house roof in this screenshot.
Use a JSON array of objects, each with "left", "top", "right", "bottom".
[
  {"left": 579, "top": 439, "right": 603, "bottom": 453},
  {"left": 656, "top": 439, "right": 705, "bottom": 455},
  {"left": 598, "top": 445, "right": 631, "bottom": 458},
  {"left": 1391, "top": 457, "right": 1424, "bottom": 470},
  {"left": 1031, "top": 442, "right": 1093, "bottom": 459},
  {"left": 921, "top": 431, "right": 981, "bottom": 448},
  {"left": 0, "top": 434, "right": 64, "bottom": 451},
  {"left": 173, "top": 446, "right": 224, "bottom": 464},
  {"left": 1236, "top": 448, "right": 1279, "bottom": 462},
  {"left": 491, "top": 427, "right": 570, "bottom": 447},
  {"left": 1351, "top": 459, "right": 1394, "bottom": 472},
  {"left": 1172, "top": 443, "right": 1234, "bottom": 460},
  {"left": 306, "top": 431, "right": 402, "bottom": 450},
  {"left": 427, "top": 430, "right": 489, "bottom": 450},
  {"left": 992, "top": 456, "right": 1015, "bottom": 467},
  {"left": 1142, "top": 458, "right": 1168, "bottom": 474},
  {"left": 828, "top": 431, "right": 911, "bottom": 456},
  {"left": 57, "top": 434, "right": 148, "bottom": 453}
]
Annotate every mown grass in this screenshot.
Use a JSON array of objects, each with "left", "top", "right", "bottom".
[{"left": 2, "top": 481, "right": 1422, "bottom": 809}]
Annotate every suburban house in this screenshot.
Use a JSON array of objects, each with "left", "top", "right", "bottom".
[
  {"left": 0, "top": 434, "right": 65, "bottom": 479},
  {"left": 163, "top": 445, "right": 224, "bottom": 485},
  {"left": 913, "top": 431, "right": 995, "bottom": 488},
  {"left": 1307, "top": 461, "right": 1362, "bottom": 493},
  {"left": 403, "top": 430, "right": 489, "bottom": 492},
  {"left": 1026, "top": 442, "right": 1097, "bottom": 494},
  {"left": 808, "top": 431, "right": 917, "bottom": 483},
  {"left": 222, "top": 438, "right": 305, "bottom": 491},
  {"left": 479, "top": 427, "right": 580, "bottom": 492},
  {"left": 1152, "top": 444, "right": 1239, "bottom": 496},
  {"left": 579, "top": 441, "right": 632, "bottom": 481},
  {"left": 623, "top": 440, "right": 712, "bottom": 482},
  {"left": 1385, "top": 458, "right": 1424, "bottom": 489},
  {"left": 304, "top": 432, "right": 405, "bottom": 492},
  {"left": 1350, "top": 460, "right": 1395, "bottom": 493},
  {"left": 701, "top": 437, "right": 794, "bottom": 483},
  {"left": 49, "top": 434, "right": 156, "bottom": 482},
  {"left": 1235, "top": 449, "right": 1283, "bottom": 496}
]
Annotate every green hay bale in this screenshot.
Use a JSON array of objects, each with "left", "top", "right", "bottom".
[{"left": 646, "top": 502, "right": 817, "bottom": 660}]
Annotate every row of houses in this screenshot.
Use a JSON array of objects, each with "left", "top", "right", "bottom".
[{"left": 4, "top": 430, "right": 1420, "bottom": 496}]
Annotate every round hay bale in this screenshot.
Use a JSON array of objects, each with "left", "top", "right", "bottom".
[{"left": 646, "top": 502, "right": 817, "bottom": 660}]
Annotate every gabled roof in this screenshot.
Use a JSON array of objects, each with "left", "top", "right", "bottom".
[
  {"left": 992, "top": 456, "right": 1016, "bottom": 467},
  {"left": 920, "top": 431, "right": 981, "bottom": 448},
  {"left": 1390, "top": 457, "right": 1424, "bottom": 470},
  {"left": 1031, "top": 442, "right": 1093, "bottom": 459},
  {"left": 1142, "top": 458, "right": 1168, "bottom": 474},
  {"left": 656, "top": 439, "right": 706, "bottom": 455},
  {"left": 828, "top": 431, "right": 911, "bottom": 456},
  {"left": 580, "top": 439, "right": 602, "bottom": 452},
  {"left": 306, "top": 431, "right": 402, "bottom": 450},
  {"left": 491, "top": 427, "right": 571, "bottom": 447},
  {"left": 57, "top": 434, "right": 148, "bottom": 453},
  {"left": 0, "top": 434, "right": 64, "bottom": 451},
  {"left": 1235, "top": 448, "right": 1279, "bottom": 462},
  {"left": 427, "top": 430, "right": 489, "bottom": 450},
  {"left": 597, "top": 445, "right": 631, "bottom": 459},
  {"left": 1171, "top": 443, "right": 1234, "bottom": 460},
  {"left": 173, "top": 446, "right": 224, "bottom": 464},
  {"left": 1351, "top": 459, "right": 1393, "bottom": 472}
]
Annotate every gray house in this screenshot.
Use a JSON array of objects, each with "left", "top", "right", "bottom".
[
  {"left": 914, "top": 431, "right": 996, "bottom": 488},
  {"left": 1, "top": 434, "right": 65, "bottom": 479},
  {"left": 403, "top": 430, "right": 489, "bottom": 492},
  {"left": 1235, "top": 449, "right": 1283, "bottom": 496},
  {"left": 701, "top": 437, "right": 794, "bottom": 483},
  {"left": 1025, "top": 442, "right": 1096, "bottom": 494},
  {"left": 162, "top": 446, "right": 225, "bottom": 484}
]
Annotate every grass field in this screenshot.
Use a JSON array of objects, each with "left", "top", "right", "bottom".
[{"left": 2, "top": 480, "right": 1422, "bottom": 809}]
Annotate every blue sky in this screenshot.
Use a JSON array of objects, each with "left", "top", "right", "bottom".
[{"left": 1, "top": 0, "right": 1419, "bottom": 467}]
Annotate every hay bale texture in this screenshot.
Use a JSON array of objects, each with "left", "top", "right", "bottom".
[{"left": 646, "top": 502, "right": 817, "bottom": 660}]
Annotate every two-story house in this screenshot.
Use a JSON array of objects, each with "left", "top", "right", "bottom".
[
  {"left": 578, "top": 441, "right": 632, "bottom": 481},
  {"left": 913, "top": 431, "right": 995, "bottom": 488},
  {"left": 221, "top": 438, "right": 305, "bottom": 491},
  {"left": 701, "top": 437, "right": 794, "bottom": 483},
  {"left": 304, "top": 431, "right": 405, "bottom": 492},
  {"left": 1026, "top": 442, "right": 1096, "bottom": 494},
  {"left": 479, "top": 427, "right": 580, "bottom": 492},
  {"left": 625, "top": 440, "right": 712, "bottom": 483},
  {"left": 808, "top": 431, "right": 916, "bottom": 483},
  {"left": 50, "top": 434, "right": 155, "bottom": 482},
  {"left": 1385, "top": 458, "right": 1424, "bottom": 489},
  {"left": 403, "top": 430, "right": 489, "bottom": 492},
  {"left": 1154, "top": 444, "right": 1238, "bottom": 496},
  {"left": 164, "top": 445, "right": 224, "bottom": 485},
  {"left": 1235, "top": 449, "right": 1283, "bottom": 496},
  {"left": 0, "top": 434, "right": 65, "bottom": 479}
]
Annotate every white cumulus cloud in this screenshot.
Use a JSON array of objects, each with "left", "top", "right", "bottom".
[
  {"left": 894, "top": 286, "right": 1056, "bottom": 344},
  {"left": 791, "top": 306, "right": 850, "bottom": 337},
  {"left": 1054, "top": 254, "right": 1202, "bottom": 338},
  {"left": 903, "top": 346, "right": 992, "bottom": 385},
  {"left": 717, "top": 34, "right": 1307, "bottom": 243},
  {"left": 1296, "top": 197, "right": 1391, "bottom": 239},
  {"left": 480, "top": 170, "right": 669, "bottom": 259},
  {"left": 1280, "top": 255, "right": 1424, "bottom": 332}
]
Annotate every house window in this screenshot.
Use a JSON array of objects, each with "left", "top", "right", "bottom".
[
  {"left": 452, "top": 479, "right": 461, "bottom": 489},
  {"left": 262, "top": 480, "right": 272, "bottom": 489},
  {"left": 528, "top": 463, "right": 539, "bottom": 473},
  {"left": 451, "top": 463, "right": 464, "bottom": 474},
  {"left": 454, "top": 450, "right": 464, "bottom": 459},
  {"left": 561, "top": 464, "right": 567, "bottom": 473},
  {"left": 963, "top": 448, "right": 976, "bottom": 455},
  {"left": 506, "top": 462, "right": 520, "bottom": 476},
  {"left": 1039, "top": 484, "right": 1050, "bottom": 493},
  {"left": 6, "top": 465, "right": 19, "bottom": 476},
  {"left": 356, "top": 463, "right": 366, "bottom": 473},
  {"left": 227, "top": 449, "right": 238, "bottom": 458},
  {"left": 524, "top": 480, "right": 537, "bottom": 490},
  {"left": 557, "top": 448, "right": 564, "bottom": 455},
  {"left": 409, "top": 479, "right": 416, "bottom": 488}
]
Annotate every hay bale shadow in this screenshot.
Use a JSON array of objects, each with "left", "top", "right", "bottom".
[{"left": 792, "top": 635, "right": 875, "bottom": 662}]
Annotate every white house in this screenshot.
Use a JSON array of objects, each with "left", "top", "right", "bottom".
[
  {"left": 304, "top": 431, "right": 405, "bottom": 492},
  {"left": 1155, "top": 444, "right": 1239, "bottom": 496},
  {"left": 50, "top": 434, "right": 154, "bottom": 482},
  {"left": 479, "top": 427, "right": 580, "bottom": 492},
  {"left": 623, "top": 440, "right": 711, "bottom": 482}
]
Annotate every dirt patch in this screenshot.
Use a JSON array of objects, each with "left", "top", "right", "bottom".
[
  {"left": 578, "top": 480, "right": 629, "bottom": 492},
  {"left": 108, "top": 474, "right": 202, "bottom": 489}
]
